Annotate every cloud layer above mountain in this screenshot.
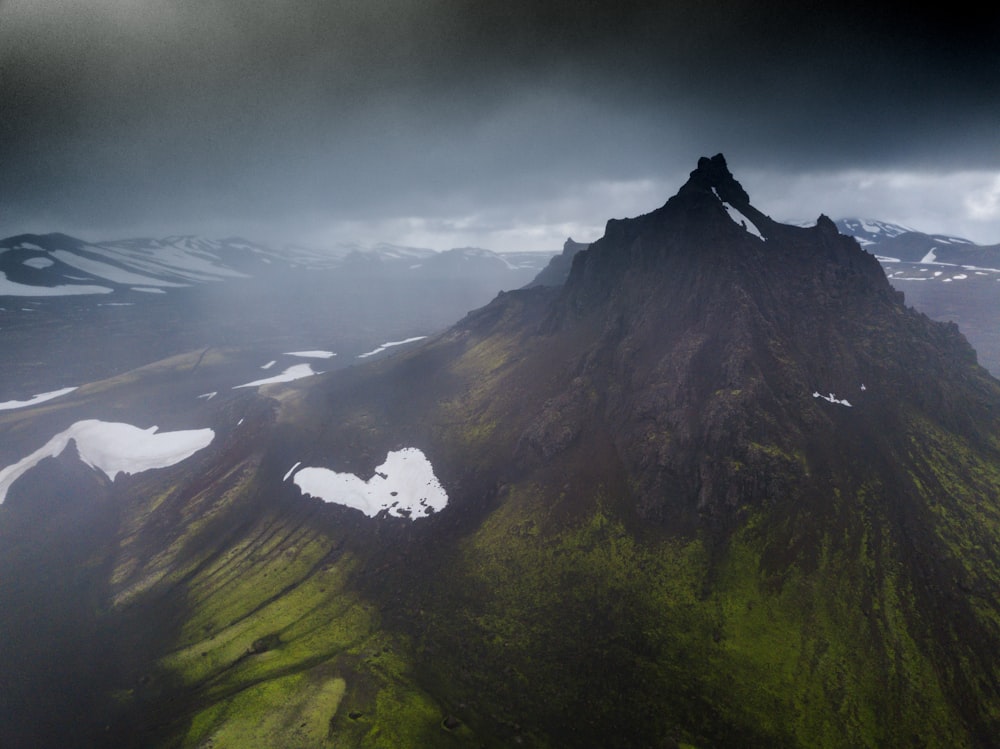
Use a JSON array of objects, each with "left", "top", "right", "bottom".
[{"left": 2, "top": 1, "right": 998, "bottom": 249}]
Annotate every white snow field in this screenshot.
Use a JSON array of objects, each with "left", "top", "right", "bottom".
[
  {"left": 292, "top": 447, "right": 447, "bottom": 519},
  {"left": 284, "top": 350, "right": 336, "bottom": 359},
  {"left": 50, "top": 249, "right": 187, "bottom": 287},
  {"left": 0, "top": 420, "right": 215, "bottom": 503},
  {"left": 0, "top": 387, "right": 77, "bottom": 411},
  {"left": 233, "top": 363, "right": 321, "bottom": 389},
  {"left": 357, "top": 337, "right": 427, "bottom": 359}
]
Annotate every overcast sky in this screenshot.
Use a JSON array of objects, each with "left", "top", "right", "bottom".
[{"left": 2, "top": 1, "right": 999, "bottom": 251}]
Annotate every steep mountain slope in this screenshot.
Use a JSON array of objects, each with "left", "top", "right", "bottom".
[{"left": 2, "top": 155, "right": 999, "bottom": 748}]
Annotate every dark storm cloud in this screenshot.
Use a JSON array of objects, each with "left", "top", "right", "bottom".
[{"left": 2, "top": 1, "right": 998, "bottom": 248}]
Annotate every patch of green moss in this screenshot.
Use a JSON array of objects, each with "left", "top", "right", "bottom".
[
  {"left": 707, "top": 509, "right": 966, "bottom": 748},
  {"left": 415, "top": 479, "right": 984, "bottom": 747},
  {"left": 422, "top": 486, "right": 727, "bottom": 747},
  {"left": 142, "top": 484, "right": 480, "bottom": 749},
  {"left": 182, "top": 669, "right": 346, "bottom": 748}
]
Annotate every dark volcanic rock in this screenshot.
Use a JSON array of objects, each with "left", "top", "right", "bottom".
[{"left": 525, "top": 237, "right": 589, "bottom": 288}]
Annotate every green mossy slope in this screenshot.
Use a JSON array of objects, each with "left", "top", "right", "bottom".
[{"left": 408, "top": 479, "right": 988, "bottom": 748}]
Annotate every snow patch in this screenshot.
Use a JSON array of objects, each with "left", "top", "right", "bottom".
[
  {"left": 132, "top": 286, "right": 166, "bottom": 294},
  {"left": 813, "top": 392, "right": 852, "bottom": 407},
  {"left": 293, "top": 447, "right": 447, "bottom": 519},
  {"left": 284, "top": 350, "right": 336, "bottom": 359},
  {"left": 234, "top": 363, "right": 320, "bottom": 388},
  {"left": 0, "top": 387, "right": 77, "bottom": 411},
  {"left": 713, "top": 190, "right": 764, "bottom": 239},
  {"left": 0, "top": 420, "right": 215, "bottom": 503},
  {"left": 23, "top": 257, "right": 54, "bottom": 269},
  {"left": 50, "top": 250, "right": 185, "bottom": 287},
  {"left": 357, "top": 336, "right": 427, "bottom": 359}
]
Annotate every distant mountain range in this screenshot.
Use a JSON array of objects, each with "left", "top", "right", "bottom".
[
  {"left": 5, "top": 219, "right": 999, "bottom": 382},
  {"left": 836, "top": 218, "right": 1000, "bottom": 267},
  {"left": 0, "top": 233, "right": 551, "bottom": 297}
]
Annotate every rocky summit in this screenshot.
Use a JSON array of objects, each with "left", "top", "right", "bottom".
[{"left": 2, "top": 155, "right": 999, "bottom": 748}]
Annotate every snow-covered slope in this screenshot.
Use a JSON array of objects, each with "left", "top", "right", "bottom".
[
  {"left": 835, "top": 218, "right": 916, "bottom": 246},
  {"left": 835, "top": 218, "right": 999, "bottom": 267},
  {"left": 0, "top": 233, "right": 554, "bottom": 297}
]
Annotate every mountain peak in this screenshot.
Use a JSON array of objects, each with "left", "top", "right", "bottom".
[
  {"left": 563, "top": 154, "right": 879, "bottom": 312},
  {"left": 678, "top": 153, "right": 749, "bottom": 205}
]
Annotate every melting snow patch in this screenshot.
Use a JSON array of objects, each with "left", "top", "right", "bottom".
[
  {"left": 718, "top": 198, "right": 764, "bottom": 240},
  {"left": 234, "top": 363, "right": 320, "bottom": 388},
  {"left": 293, "top": 448, "right": 447, "bottom": 520},
  {"left": 357, "top": 336, "right": 427, "bottom": 359},
  {"left": 283, "top": 461, "right": 302, "bottom": 481},
  {"left": 50, "top": 250, "right": 185, "bottom": 287},
  {"left": 813, "top": 392, "right": 852, "bottom": 407},
  {"left": 198, "top": 392, "right": 217, "bottom": 401},
  {"left": 23, "top": 257, "right": 54, "bottom": 269},
  {"left": 284, "top": 350, "right": 336, "bottom": 359},
  {"left": 132, "top": 286, "right": 167, "bottom": 294},
  {"left": 260, "top": 360, "right": 277, "bottom": 370},
  {"left": 0, "top": 420, "right": 215, "bottom": 503},
  {"left": 0, "top": 387, "right": 77, "bottom": 411}
]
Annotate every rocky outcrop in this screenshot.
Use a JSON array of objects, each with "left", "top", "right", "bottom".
[{"left": 524, "top": 237, "right": 589, "bottom": 288}]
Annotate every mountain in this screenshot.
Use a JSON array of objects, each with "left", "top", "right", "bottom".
[
  {"left": 0, "top": 233, "right": 552, "bottom": 296},
  {"left": 836, "top": 219, "right": 1000, "bottom": 266},
  {"left": 835, "top": 218, "right": 916, "bottom": 246},
  {"left": 524, "top": 237, "right": 590, "bottom": 287},
  {"left": 832, "top": 220, "right": 1000, "bottom": 376},
  {"left": 3, "top": 155, "right": 1000, "bottom": 748}
]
